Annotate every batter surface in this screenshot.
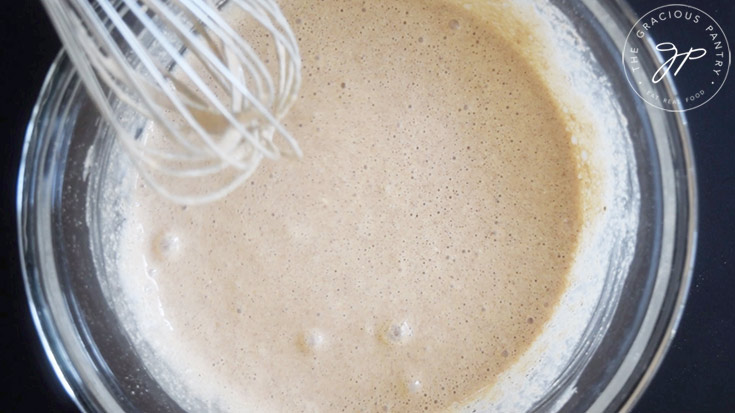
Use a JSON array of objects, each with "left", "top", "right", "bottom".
[{"left": 117, "top": 0, "right": 583, "bottom": 411}]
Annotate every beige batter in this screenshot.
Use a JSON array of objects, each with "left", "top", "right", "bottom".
[{"left": 118, "top": 0, "right": 584, "bottom": 411}]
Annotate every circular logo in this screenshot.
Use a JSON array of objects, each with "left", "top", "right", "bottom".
[{"left": 622, "top": 4, "right": 731, "bottom": 112}]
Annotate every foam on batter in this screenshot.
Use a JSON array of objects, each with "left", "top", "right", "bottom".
[{"left": 97, "top": 0, "right": 638, "bottom": 411}]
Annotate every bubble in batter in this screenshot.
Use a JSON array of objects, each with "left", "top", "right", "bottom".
[
  {"left": 383, "top": 321, "right": 413, "bottom": 345},
  {"left": 152, "top": 231, "right": 181, "bottom": 260}
]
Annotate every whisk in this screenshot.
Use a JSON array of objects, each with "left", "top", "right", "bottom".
[{"left": 41, "top": 0, "right": 302, "bottom": 204}]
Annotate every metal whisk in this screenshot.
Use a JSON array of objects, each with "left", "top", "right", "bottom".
[{"left": 41, "top": 0, "right": 301, "bottom": 204}]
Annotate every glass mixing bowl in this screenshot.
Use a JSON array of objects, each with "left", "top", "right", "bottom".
[{"left": 17, "top": 0, "right": 696, "bottom": 411}]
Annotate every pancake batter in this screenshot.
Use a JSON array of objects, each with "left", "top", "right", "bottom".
[{"left": 117, "top": 0, "right": 585, "bottom": 411}]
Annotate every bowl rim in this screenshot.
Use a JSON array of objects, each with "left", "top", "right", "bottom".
[
  {"left": 17, "top": 1, "right": 698, "bottom": 411},
  {"left": 581, "top": 0, "right": 698, "bottom": 409},
  {"left": 17, "top": 51, "right": 90, "bottom": 412}
]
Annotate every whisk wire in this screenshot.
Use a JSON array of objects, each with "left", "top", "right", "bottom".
[
  {"left": 41, "top": 0, "right": 302, "bottom": 204},
  {"left": 83, "top": 0, "right": 212, "bottom": 161},
  {"left": 118, "top": 0, "right": 278, "bottom": 171},
  {"left": 159, "top": 0, "right": 301, "bottom": 155}
]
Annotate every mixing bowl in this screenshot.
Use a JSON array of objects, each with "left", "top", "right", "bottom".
[{"left": 17, "top": 0, "right": 696, "bottom": 411}]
